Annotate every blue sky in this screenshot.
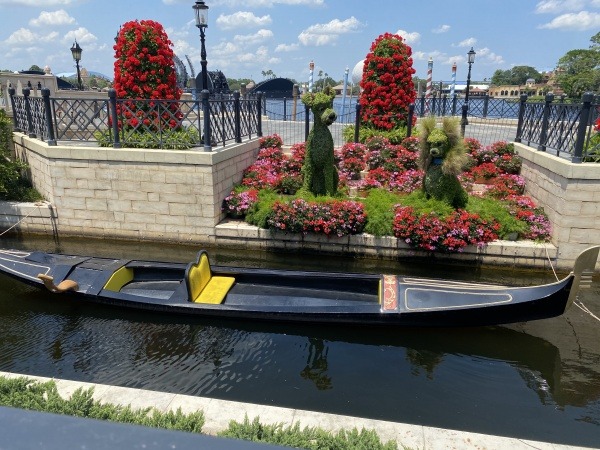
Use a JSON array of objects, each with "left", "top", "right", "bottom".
[{"left": 1, "top": 0, "right": 599, "bottom": 85}]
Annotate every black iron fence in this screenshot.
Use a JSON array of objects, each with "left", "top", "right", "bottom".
[
  {"left": 515, "top": 93, "right": 599, "bottom": 162},
  {"left": 9, "top": 86, "right": 599, "bottom": 160},
  {"left": 8, "top": 88, "right": 263, "bottom": 150}
]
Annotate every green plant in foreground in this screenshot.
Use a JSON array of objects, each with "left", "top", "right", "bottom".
[
  {"left": 0, "top": 376, "right": 204, "bottom": 433},
  {"left": 219, "top": 416, "right": 399, "bottom": 450},
  {"left": 0, "top": 376, "right": 408, "bottom": 450}
]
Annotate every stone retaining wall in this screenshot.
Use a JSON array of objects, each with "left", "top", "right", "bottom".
[
  {"left": 11, "top": 133, "right": 259, "bottom": 243},
  {"left": 515, "top": 143, "right": 600, "bottom": 268},
  {"left": 4, "top": 134, "right": 599, "bottom": 270}
]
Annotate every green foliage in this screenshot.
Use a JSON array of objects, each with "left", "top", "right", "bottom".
[
  {"left": 219, "top": 416, "right": 398, "bottom": 450},
  {"left": 399, "top": 191, "right": 455, "bottom": 217},
  {"left": 490, "top": 66, "right": 542, "bottom": 86},
  {"left": 95, "top": 128, "right": 198, "bottom": 149},
  {"left": 302, "top": 89, "right": 339, "bottom": 196},
  {"left": 0, "top": 376, "right": 205, "bottom": 432},
  {"left": 555, "top": 33, "right": 600, "bottom": 99},
  {"left": 418, "top": 117, "right": 468, "bottom": 209},
  {"left": 343, "top": 125, "right": 408, "bottom": 145},
  {"left": 583, "top": 134, "right": 600, "bottom": 162},
  {"left": 362, "top": 189, "right": 403, "bottom": 236},
  {"left": 0, "top": 110, "right": 43, "bottom": 201},
  {"left": 467, "top": 196, "right": 528, "bottom": 238},
  {"left": 227, "top": 78, "right": 254, "bottom": 92},
  {"left": 245, "top": 189, "right": 282, "bottom": 228}
]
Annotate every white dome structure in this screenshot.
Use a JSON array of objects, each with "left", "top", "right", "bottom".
[{"left": 351, "top": 60, "right": 364, "bottom": 85}]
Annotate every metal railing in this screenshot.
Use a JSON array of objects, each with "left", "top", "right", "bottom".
[
  {"left": 8, "top": 88, "right": 263, "bottom": 150},
  {"left": 515, "top": 93, "right": 599, "bottom": 162}
]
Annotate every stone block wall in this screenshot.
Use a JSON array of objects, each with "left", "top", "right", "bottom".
[
  {"left": 515, "top": 143, "right": 600, "bottom": 268},
  {"left": 11, "top": 133, "right": 259, "bottom": 243}
]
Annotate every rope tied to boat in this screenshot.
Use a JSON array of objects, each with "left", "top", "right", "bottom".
[
  {"left": 0, "top": 202, "right": 47, "bottom": 237},
  {"left": 545, "top": 246, "right": 600, "bottom": 324}
]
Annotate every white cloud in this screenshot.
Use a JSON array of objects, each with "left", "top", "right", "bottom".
[
  {"left": 298, "top": 17, "right": 363, "bottom": 46},
  {"left": 233, "top": 29, "right": 274, "bottom": 45},
  {"left": 535, "top": 0, "right": 586, "bottom": 14},
  {"left": 432, "top": 24, "right": 451, "bottom": 34},
  {"left": 275, "top": 43, "right": 300, "bottom": 52},
  {"left": 538, "top": 11, "right": 600, "bottom": 29},
  {"left": 216, "top": 11, "right": 272, "bottom": 30},
  {"left": 457, "top": 37, "right": 477, "bottom": 48},
  {"left": 0, "top": 0, "right": 75, "bottom": 5},
  {"left": 476, "top": 47, "right": 504, "bottom": 64},
  {"left": 396, "top": 29, "right": 420, "bottom": 44},
  {"left": 63, "top": 27, "right": 98, "bottom": 44},
  {"left": 4, "top": 28, "right": 59, "bottom": 45},
  {"left": 212, "top": 41, "right": 240, "bottom": 55},
  {"left": 29, "top": 10, "right": 75, "bottom": 27},
  {"left": 164, "top": 0, "right": 324, "bottom": 6}
]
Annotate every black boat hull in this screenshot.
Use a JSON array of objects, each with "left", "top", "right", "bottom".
[{"left": 0, "top": 247, "right": 597, "bottom": 327}]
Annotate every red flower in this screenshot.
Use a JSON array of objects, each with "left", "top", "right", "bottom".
[{"left": 113, "top": 19, "right": 182, "bottom": 132}]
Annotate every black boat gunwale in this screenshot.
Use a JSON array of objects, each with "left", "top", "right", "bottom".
[{"left": 0, "top": 245, "right": 597, "bottom": 327}]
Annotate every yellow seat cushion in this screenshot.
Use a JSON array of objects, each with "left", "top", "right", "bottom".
[
  {"left": 194, "top": 276, "right": 235, "bottom": 304},
  {"left": 187, "top": 251, "right": 235, "bottom": 304}
]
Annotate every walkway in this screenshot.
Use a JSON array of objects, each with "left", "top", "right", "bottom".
[{"left": 0, "top": 371, "right": 593, "bottom": 449}]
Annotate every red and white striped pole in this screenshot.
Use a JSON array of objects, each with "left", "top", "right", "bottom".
[{"left": 425, "top": 57, "right": 433, "bottom": 115}]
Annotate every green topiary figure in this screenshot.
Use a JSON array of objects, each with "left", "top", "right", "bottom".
[
  {"left": 301, "top": 88, "right": 338, "bottom": 196},
  {"left": 418, "top": 117, "right": 469, "bottom": 209}
]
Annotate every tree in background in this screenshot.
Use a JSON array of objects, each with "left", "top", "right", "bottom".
[
  {"left": 113, "top": 20, "right": 181, "bottom": 130},
  {"left": 490, "top": 66, "right": 542, "bottom": 86},
  {"left": 28, "top": 65, "right": 43, "bottom": 72},
  {"left": 359, "top": 33, "right": 416, "bottom": 131},
  {"left": 555, "top": 32, "right": 600, "bottom": 99}
]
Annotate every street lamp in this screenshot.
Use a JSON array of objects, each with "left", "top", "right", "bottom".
[
  {"left": 193, "top": 0, "right": 209, "bottom": 92},
  {"left": 70, "top": 40, "right": 83, "bottom": 90},
  {"left": 461, "top": 47, "right": 476, "bottom": 136}
]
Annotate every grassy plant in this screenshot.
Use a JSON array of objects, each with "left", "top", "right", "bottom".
[
  {"left": 0, "top": 376, "right": 411, "bottom": 449},
  {"left": 95, "top": 128, "right": 199, "bottom": 150},
  {"left": 245, "top": 189, "right": 283, "bottom": 228},
  {"left": 219, "top": 416, "right": 399, "bottom": 450},
  {"left": 0, "top": 376, "right": 204, "bottom": 433},
  {"left": 0, "top": 110, "right": 43, "bottom": 201},
  {"left": 467, "top": 196, "right": 529, "bottom": 238},
  {"left": 362, "top": 189, "right": 403, "bottom": 236}
]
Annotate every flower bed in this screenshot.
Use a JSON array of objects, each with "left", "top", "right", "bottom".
[{"left": 223, "top": 134, "right": 552, "bottom": 251}]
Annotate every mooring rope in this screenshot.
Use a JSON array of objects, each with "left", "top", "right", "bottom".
[
  {"left": 0, "top": 204, "right": 43, "bottom": 237},
  {"left": 545, "top": 246, "right": 600, "bottom": 323}
]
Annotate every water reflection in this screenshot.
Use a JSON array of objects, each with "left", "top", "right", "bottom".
[{"left": 0, "top": 235, "right": 599, "bottom": 446}]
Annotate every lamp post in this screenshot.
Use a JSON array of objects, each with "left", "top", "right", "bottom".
[
  {"left": 193, "top": 0, "right": 209, "bottom": 92},
  {"left": 70, "top": 40, "right": 83, "bottom": 90},
  {"left": 460, "top": 47, "right": 475, "bottom": 136}
]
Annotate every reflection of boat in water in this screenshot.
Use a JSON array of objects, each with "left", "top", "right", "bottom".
[
  {"left": 2, "top": 267, "right": 600, "bottom": 446},
  {"left": 0, "top": 246, "right": 597, "bottom": 327}
]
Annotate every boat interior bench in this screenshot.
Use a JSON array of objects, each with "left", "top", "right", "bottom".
[
  {"left": 185, "top": 250, "right": 235, "bottom": 304},
  {"left": 102, "top": 265, "right": 182, "bottom": 300}
]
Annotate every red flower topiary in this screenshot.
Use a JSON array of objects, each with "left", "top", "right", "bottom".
[
  {"left": 359, "top": 32, "right": 416, "bottom": 131},
  {"left": 113, "top": 20, "right": 182, "bottom": 130}
]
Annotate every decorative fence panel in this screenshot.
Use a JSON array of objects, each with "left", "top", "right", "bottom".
[
  {"left": 8, "top": 88, "right": 262, "bottom": 150},
  {"left": 515, "top": 93, "right": 598, "bottom": 161}
]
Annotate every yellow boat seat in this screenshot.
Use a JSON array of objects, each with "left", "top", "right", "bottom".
[{"left": 185, "top": 250, "right": 235, "bottom": 304}]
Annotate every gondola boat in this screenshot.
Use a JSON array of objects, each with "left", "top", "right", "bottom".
[{"left": 0, "top": 246, "right": 597, "bottom": 327}]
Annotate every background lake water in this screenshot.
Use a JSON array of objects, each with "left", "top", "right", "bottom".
[{"left": 0, "top": 235, "right": 599, "bottom": 447}]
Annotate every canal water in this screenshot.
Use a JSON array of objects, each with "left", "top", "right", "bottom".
[{"left": 0, "top": 235, "right": 599, "bottom": 447}]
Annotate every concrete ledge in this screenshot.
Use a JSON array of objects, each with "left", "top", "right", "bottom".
[
  {"left": 0, "top": 371, "right": 590, "bottom": 450},
  {"left": 0, "top": 200, "right": 56, "bottom": 235},
  {"left": 215, "top": 220, "right": 561, "bottom": 270}
]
